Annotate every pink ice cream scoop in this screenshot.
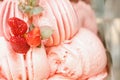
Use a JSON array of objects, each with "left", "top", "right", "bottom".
[
  {"left": 33, "top": 0, "right": 80, "bottom": 46},
  {"left": 47, "top": 28, "right": 107, "bottom": 80},
  {"left": 0, "top": 37, "right": 50, "bottom": 80},
  {"left": 0, "top": 0, "right": 97, "bottom": 47},
  {"left": 0, "top": 0, "right": 80, "bottom": 47}
]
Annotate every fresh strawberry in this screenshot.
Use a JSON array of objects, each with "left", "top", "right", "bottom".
[
  {"left": 9, "top": 36, "right": 30, "bottom": 53},
  {"left": 25, "top": 27, "right": 41, "bottom": 47},
  {"left": 8, "top": 17, "right": 28, "bottom": 36}
]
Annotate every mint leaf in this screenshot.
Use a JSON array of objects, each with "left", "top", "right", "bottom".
[
  {"left": 40, "top": 26, "right": 54, "bottom": 39},
  {"left": 30, "top": 6, "right": 43, "bottom": 16},
  {"left": 29, "top": 24, "right": 35, "bottom": 31},
  {"left": 18, "top": 3, "right": 32, "bottom": 13},
  {"left": 18, "top": 0, "right": 43, "bottom": 16},
  {"left": 28, "top": 0, "right": 38, "bottom": 7}
]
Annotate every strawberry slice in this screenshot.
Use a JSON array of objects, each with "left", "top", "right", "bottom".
[
  {"left": 9, "top": 36, "right": 30, "bottom": 53},
  {"left": 25, "top": 27, "right": 41, "bottom": 47},
  {"left": 8, "top": 17, "right": 28, "bottom": 36}
]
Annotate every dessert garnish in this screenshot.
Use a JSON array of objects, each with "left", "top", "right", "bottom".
[
  {"left": 25, "top": 26, "right": 41, "bottom": 47},
  {"left": 7, "top": 0, "right": 54, "bottom": 54},
  {"left": 40, "top": 26, "right": 54, "bottom": 40},
  {"left": 8, "top": 17, "right": 28, "bottom": 36},
  {"left": 9, "top": 36, "right": 30, "bottom": 53},
  {"left": 8, "top": 17, "right": 30, "bottom": 54},
  {"left": 18, "top": 0, "right": 44, "bottom": 16}
]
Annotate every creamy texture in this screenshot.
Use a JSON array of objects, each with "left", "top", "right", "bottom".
[
  {"left": 0, "top": 0, "right": 107, "bottom": 80},
  {"left": 27, "top": 47, "right": 50, "bottom": 80},
  {"left": 48, "top": 74, "right": 72, "bottom": 80},
  {"left": 72, "top": 1, "right": 97, "bottom": 34},
  {"left": 0, "top": 0, "right": 28, "bottom": 40},
  {"left": 0, "top": 37, "right": 50, "bottom": 80},
  {"left": 47, "top": 28, "right": 107, "bottom": 80},
  {"left": 0, "top": 0, "right": 97, "bottom": 46},
  {"left": 33, "top": 0, "right": 80, "bottom": 46}
]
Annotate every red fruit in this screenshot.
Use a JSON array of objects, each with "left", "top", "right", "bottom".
[
  {"left": 25, "top": 27, "right": 41, "bottom": 47},
  {"left": 8, "top": 17, "right": 28, "bottom": 36},
  {"left": 10, "top": 36, "right": 30, "bottom": 53}
]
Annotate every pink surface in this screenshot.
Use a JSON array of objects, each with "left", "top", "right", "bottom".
[
  {"left": 48, "top": 74, "right": 72, "bottom": 80},
  {"left": 0, "top": 0, "right": 97, "bottom": 46},
  {"left": 0, "top": 0, "right": 107, "bottom": 80},
  {"left": 0, "top": 37, "right": 50, "bottom": 80},
  {"left": 33, "top": 0, "right": 80, "bottom": 46},
  {"left": 0, "top": 0, "right": 27, "bottom": 40},
  {"left": 47, "top": 28, "right": 107, "bottom": 80},
  {"left": 72, "top": 1, "right": 98, "bottom": 34}
]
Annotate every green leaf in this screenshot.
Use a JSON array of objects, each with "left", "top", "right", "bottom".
[
  {"left": 40, "top": 26, "right": 54, "bottom": 39},
  {"left": 28, "top": 0, "right": 37, "bottom": 6},
  {"left": 30, "top": 6, "right": 43, "bottom": 16},
  {"left": 29, "top": 24, "right": 35, "bottom": 31},
  {"left": 18, "top": 3, "right": 32, "bottom": 13}
]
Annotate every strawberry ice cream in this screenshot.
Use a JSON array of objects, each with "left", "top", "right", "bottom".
[
  {"left": 33, "top": 0, "right": 80, "bottom": 46},
  {"left": 33, "top": 0, "right": 97, "bottom": 46},
  {"left": 0, "top": 0, "right": 107, "bottom": 80},
  {"left": 0, "top": 37, "right": 50, "bottom": 80},
  {"left": 47, "top": 28, "right": 107, "bottom": 80},
  {"left": 0, "top": 0, "right": 97, "bottom": 46}
]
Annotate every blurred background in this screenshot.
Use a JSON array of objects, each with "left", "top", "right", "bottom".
[{"left": 91, "top": 0, "right": 120, "bottom": 80}]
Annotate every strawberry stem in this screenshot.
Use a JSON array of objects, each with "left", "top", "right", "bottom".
[
  {"left": 29, "top": 23, "right": 35, "bottom": 31},
  {"left": 28, "top": 15, "right": 33, "bottom": 23},
  {"left": 27, "top": 14, "right": 34, "bottom": 31}
]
